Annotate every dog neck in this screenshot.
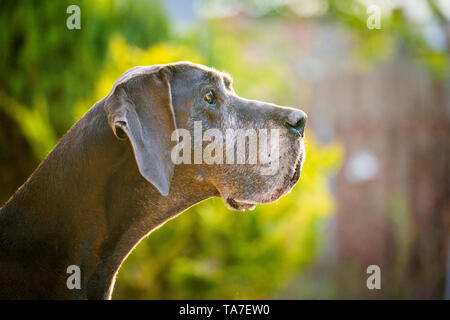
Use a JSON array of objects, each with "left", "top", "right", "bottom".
[{"left": 0, "top": 102, "right": 217, "bottom": 299}]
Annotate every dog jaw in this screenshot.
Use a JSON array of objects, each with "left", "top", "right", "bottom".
[{"left": 221, "top": 146, "right": 305, "bottom": 211}]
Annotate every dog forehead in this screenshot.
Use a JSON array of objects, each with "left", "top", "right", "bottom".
[{"left": 169, "top": 62, "right": 226, "bottom": 85}]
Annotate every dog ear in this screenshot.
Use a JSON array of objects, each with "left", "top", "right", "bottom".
[{"left": 104, "top": 68, "right": 177, "bottom": 196}]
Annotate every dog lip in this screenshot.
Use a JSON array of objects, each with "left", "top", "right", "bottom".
[
  {"left": 289, "top": 126, "right": 304, "bottom": 137},
  {"left": 290, "top": 157, "right": 302, "bottom": 184},
  {"left": 226, "top": 198, "right": 241, "bottom": 209},
  {"left": 226, "top": 198, "right": 256, "bottom": 211}
]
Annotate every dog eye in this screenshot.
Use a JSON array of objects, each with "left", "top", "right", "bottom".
[{"left": 203, "top": 90, "right": 216, "bottom": 105}]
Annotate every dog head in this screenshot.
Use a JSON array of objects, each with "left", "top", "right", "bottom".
[{"left": 104, "top": 62, "right": 306, "bottom": 210}]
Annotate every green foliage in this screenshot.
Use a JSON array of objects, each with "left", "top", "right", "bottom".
[
  {"left": 327, "top": 0, "right": 449, "bottom": 78},
  {"left": 0, "top": 92, "right": 56, "bottom": 158},
  {"left": 0, "top": 0, "right": 169, "bottom": 135}
]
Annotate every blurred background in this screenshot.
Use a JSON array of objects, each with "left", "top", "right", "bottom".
[{"left": 0, "top": 0, "right": 449, "bottom": 299}]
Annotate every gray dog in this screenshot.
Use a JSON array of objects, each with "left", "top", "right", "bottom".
[{"left": 0, "top": 62, "right": 307, "bottom": 299}]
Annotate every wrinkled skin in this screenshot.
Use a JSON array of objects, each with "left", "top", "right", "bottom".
[{"left": 168, "top": 62, "right": 306, "bottom": 210}]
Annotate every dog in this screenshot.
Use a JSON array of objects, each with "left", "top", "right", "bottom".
[{"left": 0, "top": 62, "right": 307, "bottom": 299}]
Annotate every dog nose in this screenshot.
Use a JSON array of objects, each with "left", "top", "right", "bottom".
[{"left": 286, "top": 110, "right": 307, "bottom": 136}]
